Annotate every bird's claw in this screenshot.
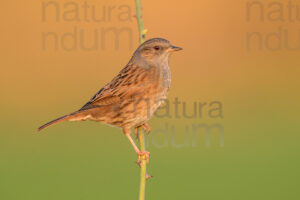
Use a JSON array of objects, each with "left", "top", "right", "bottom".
[
  {"left": 141, "top": 123, "right": 151, "bottom": 135},
  {"left": 135, "top": 123, "right": 151, "bottom": 139},
  {"left": 136, "top": 151, "right": 150, "bottom": 166}
]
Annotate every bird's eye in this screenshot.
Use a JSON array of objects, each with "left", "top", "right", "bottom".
[{"left": 154, "top": 46, "right": 160, "bottom": 50}]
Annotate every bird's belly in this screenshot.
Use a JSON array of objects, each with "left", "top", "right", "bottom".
[
  {"left": 104, "top": 88, "right": 167, "bottom": 128},
  {"left": 124, "top": 89, "right": 168, "bottom": 127},
  {"left": 88, "top": 75, "right": 170, "bottom": 129}
]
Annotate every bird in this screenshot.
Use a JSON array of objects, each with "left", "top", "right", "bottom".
[{"left": 38, "top": 38, "right": 182, "bottom": 163}]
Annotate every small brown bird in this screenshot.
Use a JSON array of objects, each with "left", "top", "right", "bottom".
[{"left": 38, "top": 38, "right": 182, "bottom": 162}]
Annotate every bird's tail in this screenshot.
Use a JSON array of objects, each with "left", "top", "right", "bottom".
[
  {"left": 37, "top": 115, "right": 69, "bottom": 132},
  {"left": 37, "top": 110, "right": 90, "bottom": 132}
]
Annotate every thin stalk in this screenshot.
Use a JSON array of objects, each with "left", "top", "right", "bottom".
[
  {"left": 134, "top": 1, "right": 148, "bottom": 200},
  {"left": 135, "top": 0, "right": 147, "bottom": 44},
  {"left": 137, "top": 127, "right": 147, "bottom": 200}
]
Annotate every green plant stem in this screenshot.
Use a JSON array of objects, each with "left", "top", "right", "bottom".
[
  {"left": 135, "top": 0, "right": 146, "bottom": 44},
  {"left": 137, "top": 127, "right": 146, "bottom": 200},
  {"left": 135, "top": 1, "right": 147, "bottom": 200}
]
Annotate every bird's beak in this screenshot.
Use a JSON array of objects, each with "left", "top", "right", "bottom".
[{"left": 167, "top": 45, "right": 183, "bottom": 52}]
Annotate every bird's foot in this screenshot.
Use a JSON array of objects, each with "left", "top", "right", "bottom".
[
  {"left": 136, "top": 151, "right": 150, "bottom": 166},
  {"left": 141, "top": 123, "right": 151, "bottom": 134},
  {"left": 136, "top": 152, "right": 153, "bottom": 180},
  {"left": 134, "top": 123, "right": 151, "bottom": 139}
]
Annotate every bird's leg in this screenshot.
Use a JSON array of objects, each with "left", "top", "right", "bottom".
[
  {"left": 124, "top": 128, "right": 152, "bottom": 179},
  {"left": 124, "top": 128, "right": 150, "bottom": 164}
]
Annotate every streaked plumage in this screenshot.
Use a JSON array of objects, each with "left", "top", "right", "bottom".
[{"left": 38, "top": 38, "right": 182, "bottom": 161}]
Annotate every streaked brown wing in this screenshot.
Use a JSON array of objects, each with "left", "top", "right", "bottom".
[{"left": 79, "top": 63, "right": 154, "bottom": 111}]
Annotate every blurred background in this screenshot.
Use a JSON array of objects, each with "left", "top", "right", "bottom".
[{"left": 1, "top": 0, "right": 299, "bottom": 199}]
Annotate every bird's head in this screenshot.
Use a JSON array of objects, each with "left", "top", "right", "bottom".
[{"left": 134, "top": 38, "right": 182, "bottom": 66}]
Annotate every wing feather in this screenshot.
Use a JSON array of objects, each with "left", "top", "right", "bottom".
[{"left": 79, "top": 64, "right": 154, "bottom": 111}]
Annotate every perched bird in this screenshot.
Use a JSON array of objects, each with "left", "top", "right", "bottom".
[{"left": 38, "top": 38, "right": 182, "bottom": 162}]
